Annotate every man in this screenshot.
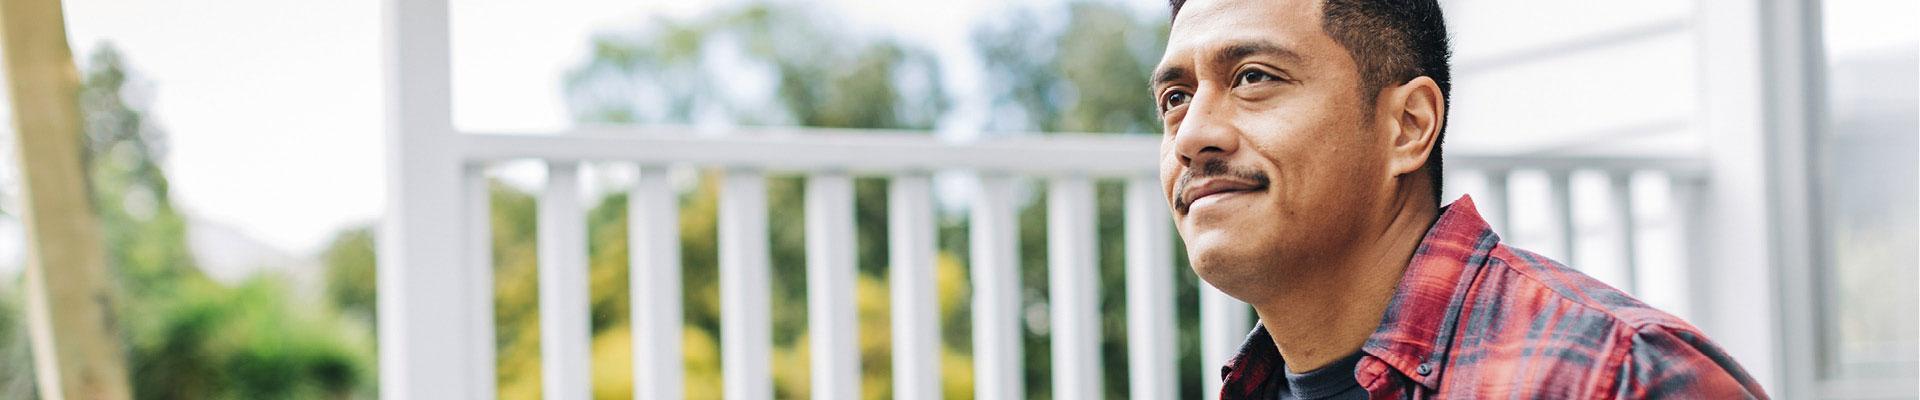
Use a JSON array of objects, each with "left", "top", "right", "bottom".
[{"left": 1151, "top": 0, "right": 1767, "bottom": 399}]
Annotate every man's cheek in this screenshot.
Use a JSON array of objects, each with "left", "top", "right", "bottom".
[{"left": 1158, "top": 165, "right": 1182, "bottom": 209}]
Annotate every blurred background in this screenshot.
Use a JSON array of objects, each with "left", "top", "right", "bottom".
[{"left": 0, "top": 0, "right": 1913, "bottom": 399}]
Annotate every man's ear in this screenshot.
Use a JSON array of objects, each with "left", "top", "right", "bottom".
[{"left": 1382, "top": 76, "right": 1444, "bottom": 178}]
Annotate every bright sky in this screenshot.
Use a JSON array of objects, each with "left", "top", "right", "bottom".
[
  {"left": 0, "top": 0, "right": 1909, "bottom": 261},
  {"left": 58, "top": 0, "right": 386, "bottom": 255}
]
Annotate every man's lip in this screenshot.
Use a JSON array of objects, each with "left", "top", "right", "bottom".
[{"left": 1182, "top": 179, "right": 1265, "bottom": 209}]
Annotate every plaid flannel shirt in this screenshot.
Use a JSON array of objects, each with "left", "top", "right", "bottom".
[{"left": 1219, "top": 196, "right": 1768, "bottom": 399}]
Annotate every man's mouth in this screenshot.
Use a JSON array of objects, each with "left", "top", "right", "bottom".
[
  {"left": 1177, "top": 178, "right": 1266, "bottom": 213},
  {"left": 1173, "top": 160, "right": 1271, "bottom": 214}
]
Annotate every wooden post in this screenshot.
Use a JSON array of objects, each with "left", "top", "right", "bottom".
[{"left": 0, "top": 0, "right": 135, "bottom": 398}]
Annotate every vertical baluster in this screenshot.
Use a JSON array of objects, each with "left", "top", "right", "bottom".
[
  {"left": 1484, "top": 169, "right": 1513, "bottom": 236},
  {"left": 1608, "top": 172, "right": 1641, "bottom": 295},
  {"left": 1670, "top": 174, "right": 1713, "bottom": 323},
  {"left": 1200, "top": 285, "right": 1249, "bottom": 400},
  {"left": 631, "top": 165, "right": 683, "bottom": 400},
  {"left": 970, "top": 174, "right": 1025, "bottom": 400},
  {"left": 1549, "top": 170, "right": 1578, "bottom": 264},
  {"left": 1047, "top": 176, "right": 1102, "bottom": 400},
  {"left": 806, "top": 173, "right": 860, "bottom": 400},
  {"left": 464, "top": 165, "right": 498, "bottom": 400},
  {"left": 720, "top": 169, "right": 772, "bottom": 400},
  {"left": 1125, "top": 176, "right": 1177, "bottom": 400},
  {"left": 539, "top": 161, "right": 590, "bottom": 400},
  {"left": 890, "top": 174, "right": 943, "bottom": 400}
]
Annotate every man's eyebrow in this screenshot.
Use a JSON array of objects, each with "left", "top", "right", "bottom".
[
  {"left": 1149, "top": 65, "right": 1191, "bottom": 91},
  {"left": 1149, "top": 40, "right": 1304, "bottom": 92},
  {"left": 1212, "top": 40, "right": 1304, "bottom": 68}
]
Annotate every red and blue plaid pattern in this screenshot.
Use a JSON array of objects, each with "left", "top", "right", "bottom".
[{"left": 1219, "top": 196, "right": 1768, "bottom": 399}]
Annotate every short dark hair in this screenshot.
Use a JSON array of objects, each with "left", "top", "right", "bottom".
[{"left": 1169, "top": 0, "right": 1452, "bottom": 205}]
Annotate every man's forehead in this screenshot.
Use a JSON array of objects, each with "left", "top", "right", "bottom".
[{"left": 1161, "top": 0, "right": 1325, "bottom": 67}]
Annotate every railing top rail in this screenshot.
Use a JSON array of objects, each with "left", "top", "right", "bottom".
[
  {"left": 1447, "top": 154, "right": 1709, "bottom": 178},
  {"left": 455, "top": 125, "right": 1709, "bottom": 178},
  {"left": 460, "top": 125, "right": 1164, "bottom": 176}
]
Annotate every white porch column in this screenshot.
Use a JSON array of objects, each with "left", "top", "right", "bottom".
[
  {"left": 1694, "top": 0, "right": 1826, "bottom": 396},
  {"left": 379, "top": 0, "right": 488, "bottom": 397}
]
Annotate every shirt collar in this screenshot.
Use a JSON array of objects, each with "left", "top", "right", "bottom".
[
  {"left": 1358, "top": 195, "right": 1500, "bottom": 389},
  {"left": 1219, "top": 321, "right": 1282, "bottom": 399}
]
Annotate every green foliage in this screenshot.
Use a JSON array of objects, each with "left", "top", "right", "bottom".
[
  {"left": 80, "top": 43, "right": 202, "bottom": 302},
  {"left": 322, "top": 227, "right": 377, "bottom": 325},
  {"left": 480, "top": 181, "right": 544, "bottom": 399},
  {"left": 130, "top": 276, "right": 372, "bottom": 400},
  {"left": 0, "top": 277, "right": 36, "bottom": 398},
  {"left": 0, "top": 43, "right": 381, "bottom": 400},
  {"left": 564, "top": 3, "right": 946, "bottom": 129},
  {"left": 975, "top": 4, "right": 1169, "bottom": 134},
  {"left": 75, "top": 44, "right": 377, "bottom": 400}
]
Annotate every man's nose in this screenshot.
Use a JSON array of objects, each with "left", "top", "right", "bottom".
[{"left": 1172, "top": 93, "right": 1239, "bottom": 168}]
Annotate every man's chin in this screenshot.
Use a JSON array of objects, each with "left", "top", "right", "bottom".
[
  {"left": 1184, "top": 240, "right": 1257, "bottom": 288},
  {"left": 1191, "top": 262, "right": 1266, "bottom": 303},
  {"left": 1178, "top": 222, "right": 1243, "bottom": 253}
]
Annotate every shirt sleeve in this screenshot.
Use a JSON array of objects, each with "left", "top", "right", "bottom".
[{"left": 1612, "top": 324, "right": 1770, "bottom": 399}]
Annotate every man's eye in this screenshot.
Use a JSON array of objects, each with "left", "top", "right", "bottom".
[
  {"left": 1161, "top": 90, "right": 1191, "bottom": 112},
  {"left": 1236, "top": 69, "right": 1277, "bottom": 86}
]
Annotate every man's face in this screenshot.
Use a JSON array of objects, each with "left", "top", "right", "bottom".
[{"left": 1153, "top": 0, "right": 1392, "bottom": 295}]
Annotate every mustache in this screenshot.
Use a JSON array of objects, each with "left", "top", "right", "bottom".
[{"left": 1173, "top": 159, "right": 1271, "bottom": 213}]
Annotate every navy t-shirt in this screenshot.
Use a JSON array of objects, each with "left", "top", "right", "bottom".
[{"left": 1270, "top": 351, "right": 1368, "bottom": 400}]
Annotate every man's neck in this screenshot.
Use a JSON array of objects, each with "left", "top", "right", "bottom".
[{"left": 1251, "top": 195, "right": 1439, "bottom": 373}]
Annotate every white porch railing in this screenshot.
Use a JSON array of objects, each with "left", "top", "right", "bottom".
[
  {"left": 377, "top": 2, "right": 1725, "bottom": 400},
  {"left": 384, "top": 126, "right": 1710, "bottom": 400}
]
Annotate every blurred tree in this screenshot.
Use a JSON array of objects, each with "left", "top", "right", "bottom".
[
  {"left": 564, "top": 4, "right": 947, "bottom": 130},
  {"left": 0, "top": 277, "right": 36, "bottom": 398},
  {"left": 67, "top": 44, "right": 375, "bottom": 400},
  {"left": 78, "top": 45, "right": 197, "bottom": 308},
  {"left": 975, "top": 3, "right": 1167, "bottom": 134},
  {"left": 321, "top": 227, "right": 376, "bottom": 325}
]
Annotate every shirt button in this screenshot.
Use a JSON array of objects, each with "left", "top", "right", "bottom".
[{"left": 1416, "top": 363, "right": 1432, "bottom": 376}]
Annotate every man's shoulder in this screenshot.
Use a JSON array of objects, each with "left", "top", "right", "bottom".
[
  {"left": 1437, "top": 242, "right": 1765, "bottom": 398},
  {"left": 1477, "top": 242, "right": 1685, "bottom": 329},
  {"left": 1461, "top": 242, "right": 1732, "bottom": 359}
]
